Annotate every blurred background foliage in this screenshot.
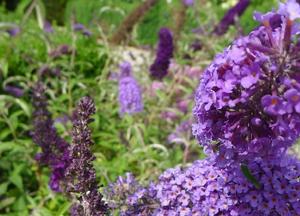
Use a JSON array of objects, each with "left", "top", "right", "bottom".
[{"left": 0, "top": 0, "right": 285, "bottom": 215}]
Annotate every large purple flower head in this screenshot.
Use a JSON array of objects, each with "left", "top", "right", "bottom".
[
  {"left": 118, "top": 62, "right": 143, "bottom": 116},
  {"left": 65, "top": 96, "right": 108, "bottom": 215},
  {"left": 153, "top": 155, "right": 300, "bottom": 215},
  {"left": 150, "top": 28, "right": 174, "bottom": 80},
  {"left": 118, "top": 154, "right": 299, "bottom": 215},
  {"left": 32, "top": 82, "right": 70, "bottom": 192},
  {"left": 193, "top": 0, "right": 300, "bottom": 164}
]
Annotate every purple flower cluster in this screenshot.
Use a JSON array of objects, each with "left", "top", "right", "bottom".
[
  {"left": 193, "top": 0, "right": 300, "bottom": 163},
  {"left": 65, "top": 96, "right": 108, "bottom": 215},
  {"left": 150, "top": 28, "right": 174, "bottom": 80},
  {"left": 152, "top": 155, "right": 300, "bottom": 215},
  {"left": 32, "top": 82, "right": 70, "bottom": 192},
  {"left": 105, "top": 173, "right": 157, "bottom": 216},
  {"left": 106, "top": 2, "right": 300, "bottom": 215},
  {"left": 118, "top": 62, "right": 143, "bottom": 116},
  {"left": 109, "top": 155, "right": 299, "bottom": 215}
]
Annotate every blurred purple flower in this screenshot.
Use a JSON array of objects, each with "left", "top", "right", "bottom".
[
  {"left": 4, "top": 85, "right": 24, "bottom": 97},
  {"left": 183, "top": 0, "right": 194, "bottom": 6},
  {"left": 43, "top": 20, "right": 53, "bottom": 33},
  {"left": 73, "top": 23, "right": 85, "bottom": 31},
  {"left": 32, "top": 82, "right": 70, "bottom": 192},
  {"left": 118, "top": 62, "right": 143, "bottom": 116},
  {"left": 150, "top": 28, "right": 173, "bottom": 79},
  {"left": 6, "top": 26, "right": 20, "bottom": 37}
]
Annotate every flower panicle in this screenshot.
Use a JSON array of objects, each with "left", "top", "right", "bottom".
[
  {"left": 118, "top": 62, "right": 143, "bottom": 116},
  {"left": 32, "top": 81, "right": 70, "bottom": 192},
  {"left": 66, "top": 96, "right": 108, "bottom": 216},
  {"left": 149, "top": 27, "right": 174, "bottom": 80}
]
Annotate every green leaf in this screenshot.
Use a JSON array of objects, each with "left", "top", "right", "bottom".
[
  {"left": 0, "top": 197, "right": 16, "bottom": 210},
  {"left": 240, "top": 163, "right": 261, "bottom": 189},
  {"left": 14, "top": 99, "right": 31, "bottom": 117},
  {"left": 0, "top": 60, "right": 8, "bottom": 78},
  {"left": 56, "top": 201, "right": 72, "bottom": 216},
  {"left": 0, "top": 182, "right": 9, "bottom": 195},
  {"left": 9, "top": 164, "right": 24, "bottom": 192}
]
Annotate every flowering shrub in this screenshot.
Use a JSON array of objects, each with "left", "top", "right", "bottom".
[
  {"left": 1, "top": 0, "right": 300, "bottom": 215},
  {"left": 193, "top": 0, "right": 300, "bottom": 165},
  {"left": 107, "top": 1, "right": 300, "bottom": 215}
]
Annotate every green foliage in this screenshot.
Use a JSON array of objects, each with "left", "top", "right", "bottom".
[{"left": 136, "top": 0, "right": 171, "bottom": 45}]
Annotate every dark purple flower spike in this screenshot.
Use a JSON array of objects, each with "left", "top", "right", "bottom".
[
  {"left": 65, "top": 96, "right": 108, "bottom": 216},
  {"left": 150, "top": 27, "right": 174, "bottom": 79},
  {"left": 32, "top": 82, "right": 70, "bottom": 192}
]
